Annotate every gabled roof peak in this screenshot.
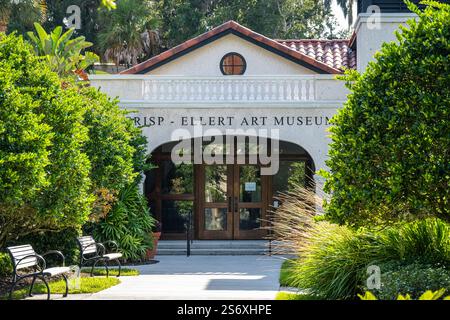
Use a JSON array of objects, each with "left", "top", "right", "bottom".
[{"left": 121, "top": 20, "right": 347, "bottom": 75}]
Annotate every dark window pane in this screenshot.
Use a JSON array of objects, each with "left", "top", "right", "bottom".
[
  {"left": 144, "top": 167, "right": 157, "bottom": 194},
  {"left": 161, "top": 161, "right": 193, "bottom": 194},
  {"left": 161, "top": 200, "right": 193, "bottom": 233},
  {"left": 239, "top": 208, "right": 261, "bottom": 230}
]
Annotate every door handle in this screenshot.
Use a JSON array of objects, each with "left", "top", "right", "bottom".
[
  {"left": 234, "top": 197, "right": 238, "bottom": 213},
  {"left": 228, "top": 196, "right": 232, "bottom": 212}
]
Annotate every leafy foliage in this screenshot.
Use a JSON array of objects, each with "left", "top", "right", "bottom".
[
  {"left": 27, "top": 23, "right": 99, "bottom": 79},
  {"left": 0, "top": 252, "right": 12, "bottom": 277},
  {"left": 87, "top": 185, "right": 156, "bottom": 261},
  {"left": 159, "top": 0, "right": 345, "bottom": 49},
  {"left": 359, "top": 289, "right": 450, "bottom": 300},
  {"left": 80, "top": 87, "right": 149, "bottom": 191},
  {"left": 281, "top": 219, "right": 449, "bottom": 300},
  {"left": 101, "top": 0, "right": 116, "bottom": 10},
  {"left": 272, "top": 188, "right": 450, "bottom": 299},
  {"left": 0, "top": 32, "right": 93, "bottom": 247},
  {"left": 362, "top": 262, "right": 450, "bottom": 300},
  {"left": 97, "top": 0, "right": 160, "bottom": 66},
  {"left": 322, "top": 1, "right": 450, "bottom": 226}
]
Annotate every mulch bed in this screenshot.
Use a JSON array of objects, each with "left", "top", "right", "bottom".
[{"left": 121, "top": 259, "right": 160, "bottom": 266}]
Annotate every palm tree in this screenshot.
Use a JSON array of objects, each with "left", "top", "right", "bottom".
[
  {"left": 97, "top": 0, "right": 160, "bottom": 67},
  {"left": 336, "top": 0, "right": 356, "bottom": 28}
]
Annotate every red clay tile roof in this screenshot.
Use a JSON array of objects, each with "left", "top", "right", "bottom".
[
  {"left": 121, "top": 21, "right": 348, "bottom": 75},
  {"left": 276, "top": 39, "right": 356, "bottom": 71}
]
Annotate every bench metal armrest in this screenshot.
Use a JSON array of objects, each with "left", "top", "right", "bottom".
[
  {"left": 41, "top": 250, "right": 66, "bottom": 267},
  {"left": 15, "top": 254, "right": 46, "bottom": 273}
]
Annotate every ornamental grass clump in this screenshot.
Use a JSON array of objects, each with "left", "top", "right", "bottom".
[{"left": 271, "top": 187, "right": 450, "bottom": 300}]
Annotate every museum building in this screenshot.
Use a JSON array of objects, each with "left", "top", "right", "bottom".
[{"left": 90, "top": 1, "right": 423, "bottom": 240}]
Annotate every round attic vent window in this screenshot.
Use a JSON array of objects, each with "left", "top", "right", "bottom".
[{"left": 220, "top": 52, "right": 246, "bottom": 75}]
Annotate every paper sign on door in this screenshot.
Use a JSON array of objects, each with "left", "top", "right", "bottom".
[{"left": 244, "top": 182, "right": 257, "bottom": 192}]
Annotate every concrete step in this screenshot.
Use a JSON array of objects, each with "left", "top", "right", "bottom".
[
  {"left": 157, "top": 248, "right": 268, "bottom": 255},
  {"left": 156, "top": 240, "right": 272, "bottom": 255}
]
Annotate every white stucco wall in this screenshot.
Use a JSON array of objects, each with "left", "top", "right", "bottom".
[
  {"left": 355, "top": 13, "right": 417, "bottom": 72},
  {"left": 147, "top": 34, "right": 317, "bottom": 76},
  {"left": 126, "top": 106, "right": 337, "bottom": 175}
]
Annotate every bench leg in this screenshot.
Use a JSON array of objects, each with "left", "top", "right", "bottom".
[
  {"left": 9, "top": 279, "right": 20, "bottom": 300},
  {"left": 116, "top": 259, "right": 121, "bottom": 277},
  {"left": 91, "top": 259, "right": 101, "bottom": 277},
  {"left": 29, "top": 275, "right": 37, "bottom": 297},
  {"left": 62, "top": 274, "right": 69, "bottom": 297},
  {"left": 38, "top": 276, "right": 51, "bottom": 300},
  {"left": 104, "top": 259, "right": 109, "bottom": 278}
]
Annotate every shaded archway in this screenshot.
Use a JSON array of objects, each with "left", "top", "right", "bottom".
[{"left": 144, "top": 136, "right": 315, "bottom": 240}]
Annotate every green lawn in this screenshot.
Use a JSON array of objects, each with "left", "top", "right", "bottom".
[
  {"left": 81, "top": 267, "right": 139, "bottom": 276},
  {"left": 275, "top": 292, "right": 318, "bottom": 300},
  {"left": 4, "top": 277, "right": 120, "bottom": 300},
  {"left": 278, "top": 259, "right": 321, "bottom": 300}
]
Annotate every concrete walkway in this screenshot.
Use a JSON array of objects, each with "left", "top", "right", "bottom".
[{"left": 82, "top": 255, "right": 283, "bottom": 300}]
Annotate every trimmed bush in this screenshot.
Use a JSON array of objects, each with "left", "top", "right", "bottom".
[
  {"left": 322, "top": 1, "right": 450, "bottom": 226},
  {"left": 0, "top": 32, "right": 92, "bottom": 247},
  {"left": 363, "top": 262, "right": 450, "bottom": 300}
]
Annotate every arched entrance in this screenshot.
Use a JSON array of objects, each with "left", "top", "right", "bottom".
[{"left": 144, "top": 136, "right": 315, "bottom": 240}]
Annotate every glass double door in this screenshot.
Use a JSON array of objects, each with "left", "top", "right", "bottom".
[{"left": 199, "top": 164, "right": 268, "bottom": 239}]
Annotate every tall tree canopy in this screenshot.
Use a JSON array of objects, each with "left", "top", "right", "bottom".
[
  {"left": 159, "top": 0, "right": 345, "bottom": 49},
  {"left": 2, "top": 0, "right": 347, "bottom": 65}
]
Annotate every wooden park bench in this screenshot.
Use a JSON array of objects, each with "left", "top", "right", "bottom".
[
  {"left": 76, "top": 236, "right": 122, "bottom": 278},
  {"left": 7, "top": 244, "right": 70, "bottom": 300}
]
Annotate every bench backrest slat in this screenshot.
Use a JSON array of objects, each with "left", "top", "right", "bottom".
[
  {"left": 7, "top": 245, "right": 37, "bottom": 270},
  {"left": 77, "top": 236, "right": 97, "bottom": 255}
]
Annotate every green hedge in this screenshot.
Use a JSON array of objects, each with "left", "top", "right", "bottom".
[{"left": 363, "top": 262, "right": 450, "bottom": 300}]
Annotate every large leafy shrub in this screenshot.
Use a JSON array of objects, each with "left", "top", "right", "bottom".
[
  {"left": 80, "top": 86, "right": 149, "bottom": 192},
  {"left": 86, "top": 185, "right": 155, "bottom": 261},
  {"left": 322, "top": 1, "right": 450, "bottom": 226},
  {"left": 0, "top": 32, "right": 92, "bottom": 247}
]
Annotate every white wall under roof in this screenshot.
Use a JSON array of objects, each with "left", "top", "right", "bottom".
[{"left": 147, "top": 34, "right": 317, "bottom": 76}]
